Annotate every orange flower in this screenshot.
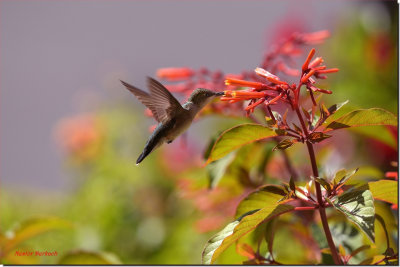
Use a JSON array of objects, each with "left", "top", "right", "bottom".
[
  {"left": 222, "top": 90, "right": 270, "bottom": 101},
  {"left": 224, "top": 78, "right": 269, "bottom": 90},
  {"left": 254, "top": 67, "right": 287, "bottom": 85},
  {"left": 156, "top": 67, "right": 194, "bottom": 81},
  {"left": 54, "top": 114, "right": 103, "bottom": 161},
  {"left": 302, "top": 48, "right": 316, "bottom": 71},
  {"left": 300, "top": 30, "right": 330, "bottom": 45}
]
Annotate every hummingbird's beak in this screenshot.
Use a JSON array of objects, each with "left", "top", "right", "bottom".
[{"left": 215, "top": 91, "right": 225, "bottom": 96}]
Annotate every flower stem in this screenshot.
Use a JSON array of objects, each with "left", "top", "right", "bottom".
[{"left": 294, "top": 106, "right": 342, "bottom": 265}]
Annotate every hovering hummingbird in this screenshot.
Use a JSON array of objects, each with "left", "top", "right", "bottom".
[{"left": 121, "top": 77, "right": 224, "bottom": 165}]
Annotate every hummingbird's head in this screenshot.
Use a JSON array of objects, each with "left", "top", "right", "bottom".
[{"left": 188, "top": 88, "right": 224, "bottom": 108}]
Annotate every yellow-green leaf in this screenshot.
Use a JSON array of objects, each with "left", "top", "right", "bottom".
[
  {"left": 325, "top": 108, "right": 397, "bottom": 131},
  {"left": 207, "top": 124, "right": 278, "bottom": 164},
  {"left": 207, "top": 152, "right": 236, "bottom": 189},
  {"left": 58, "top": 250, "right": 122, "bottom": 264},
  {"left": 4, "top": 217, "right": 72, "bottom": 253},
  {"left": 235, "top": 185, "right": 286, "bottom": 218},
  {"left": 333, "top": 168, "right": 359, "bottom": 186},
  {"left": 202, "top": 205, "right": 294, "bottom": 264},
  {"left": 368, "top": 180, "right": 398, "bottom": 205},
  {"left": 330, "top": 189, "right": 375, "bottom": 242}
]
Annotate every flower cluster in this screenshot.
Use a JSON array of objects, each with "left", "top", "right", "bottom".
[
  {"left": 151, "top": 30, "right": 332, "bottom": 123},
  {"left": 221, "top": 48, "right": 338, "bottom": 115}
]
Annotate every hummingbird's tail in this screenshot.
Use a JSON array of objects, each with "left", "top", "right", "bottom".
[
  {"left": 136, "top": 138, "right": 159, "bottom": 165},
  {"left": 136, "top": 150, "right": 150, "bottom": 165}
]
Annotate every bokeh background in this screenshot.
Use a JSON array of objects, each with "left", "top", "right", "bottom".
[{"left": 0, "top": 0, "right": 397, "bottom": 264}]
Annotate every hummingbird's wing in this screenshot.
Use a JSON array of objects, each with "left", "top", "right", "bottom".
[
  {"left": 146, "top": 77, "right": 184, "bottom": 123},
  {"left": 121, "top": 78, "right": 184, "bottom": 124}
]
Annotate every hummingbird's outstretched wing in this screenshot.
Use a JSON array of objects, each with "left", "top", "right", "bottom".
[{"left": 121, "top": 78, "right": 184, "bottom": 123}]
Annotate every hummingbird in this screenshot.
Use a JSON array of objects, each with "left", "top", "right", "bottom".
[{"left": 121, "top": 77, "right": 224, "bottom": 165}]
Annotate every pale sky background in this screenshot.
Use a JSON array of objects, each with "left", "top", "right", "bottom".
[{"left": 0, "top": 0, "right": 379, "bottom": 191}]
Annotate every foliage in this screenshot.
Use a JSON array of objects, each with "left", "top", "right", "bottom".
[{"left": 1, "top": 8, "right": 398, "bottom": 265}]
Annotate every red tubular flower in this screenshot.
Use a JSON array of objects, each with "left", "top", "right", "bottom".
[
  {"left": 300, "top": 48, "right": 338, "bottom": 97},
  {"left": 300, "top": 30, "right": 330, "bottom": 45},
  {"left": 301, "top": 69, "right": 316, "bottom": 83},
  {"left": 302, "top": 48, "right": 316, "bottom": 71},
  {"left": 385, "top": 171, "right": 398, "bottom": 180},
  {"left": 264, "top": 92, "right": 284, "bottom": 106},
  {"left": 156, "top": 67, "right": 194, "bottom": 81},
  {"left": 222, "top": 90, "right": 270, "bottom": 100},
  {"left": 315, "top": 68, "right": 339, "bottom": 74},
  {"left": 308, "top": 57, "right": 324, "bottom": 69},
  {"left": 277, "top": 62, "right": 300, "bottom": 76},
  {"left": 255, "top": 67, "right": 288, "bottom": 85},
  {"left": 225, "top": 78, "right": 270, "bottom": 90},
  {"left": 245, "top": 98, "right": 266, "bottom": 111}
]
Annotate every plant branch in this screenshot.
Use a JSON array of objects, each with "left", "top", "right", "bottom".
[{"left": 294, "top": 106, "right": 342, "bottom": 265}]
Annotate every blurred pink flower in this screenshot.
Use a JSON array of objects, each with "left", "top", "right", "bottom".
[{"left": 54, "top": 113, "right": 103, "bottom": 162}]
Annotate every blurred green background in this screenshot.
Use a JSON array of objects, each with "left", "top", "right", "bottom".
[{"left": 0, "top": 0, "right": 397, "bottom": 264}]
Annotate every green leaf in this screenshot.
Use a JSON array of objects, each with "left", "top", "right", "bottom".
[
  {"left": 207, "top": 152, "right": 236, "bottom": 189},
  {"left": 333, "top": 168, "right": 359, "bottom": 186},
  {"left": 206, "top": 124, "right": 278, "bottom": 164},
  {"left": 58, "top": 250, "right": 122, "bottom": 264},
  {"left": 327, "top": 100, "right": 349, "bottom": 116},
  {"left": 308, "top": 132, "right": 332, "bottom": 143},
  {"left": 325, "top": 108, "right": 397, "bottom": 131},
  {"left": 264, "top": 218, "right": 277, "bottom": 255},
  {"left": 368, "top": 180, "right": 398, "bottom": 205},
  {"left": 4, "top": 217, "right": 72, "bottom": 253},
  {"left": 349, "top": 245, "right": 371, "bottom": 259},
  {"left": 330, "top": 189, "right": 375, "bottom": 242},
  {"left": 235, "top": 185, "right": 286, "bottom": 218},
  {"left": 375, "top": 214, "right": 390, "bottom": 250},
  {"left": 359, "top": 255, "right": 386, "bottom": 265},
  {"left": 350, "top": 125, "right": 397, "bottom": 148},
  {"left": 202, "top": 205, "right": 294, "bottom": 264},
  {"left": 272, "top": 138, "right": 295, "bottom": 151},
  {"left": 313, "top": 177, "right": 332, "bottom": 195}
]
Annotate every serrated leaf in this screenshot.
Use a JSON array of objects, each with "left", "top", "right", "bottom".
[
  {"left": 235, "top": 185, "right": 287, "bottom": 218},
  {"left": 58, "top": 250, "right": 122, "bottom": 264},
  {"left": 272, "top": 138, "right": 295, "bottom": 151},
  {"left": 207, "top": 152, "right": 236, "bottom": 189},
  {"left": 206, "top": 124, "right": 279, "bottom": 164},
  {"left": 308, "top": 132, "right": 331, "bottom": 143},
  {"left": 325, "top": 108, "right": 397, "bottom": 131},
  {"left": 4, "top": 217, "right": 72, "bottom": 253},
  {"left": 333, "top": 168, "right": 359, "bottom": 186},
  {"left": 330, "top": 189, "right": 375, "bottom": 242},
  {"left": 202, "top": 205, "right": 294, "bottom": 264},
  {"left": 368, "top": 180, "right": 398, "bottom": 205}
]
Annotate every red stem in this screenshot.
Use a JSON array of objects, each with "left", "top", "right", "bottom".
[
  {"left": 294, "top": 105, "right": 342, "bottom": 265},
  {"left": 294, "top": 206, "right": 317, "bottom": 211}
]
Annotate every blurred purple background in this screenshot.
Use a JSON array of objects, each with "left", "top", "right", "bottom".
[{"left": 1, "top": 0, "right": 360, "bottom": 191}]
